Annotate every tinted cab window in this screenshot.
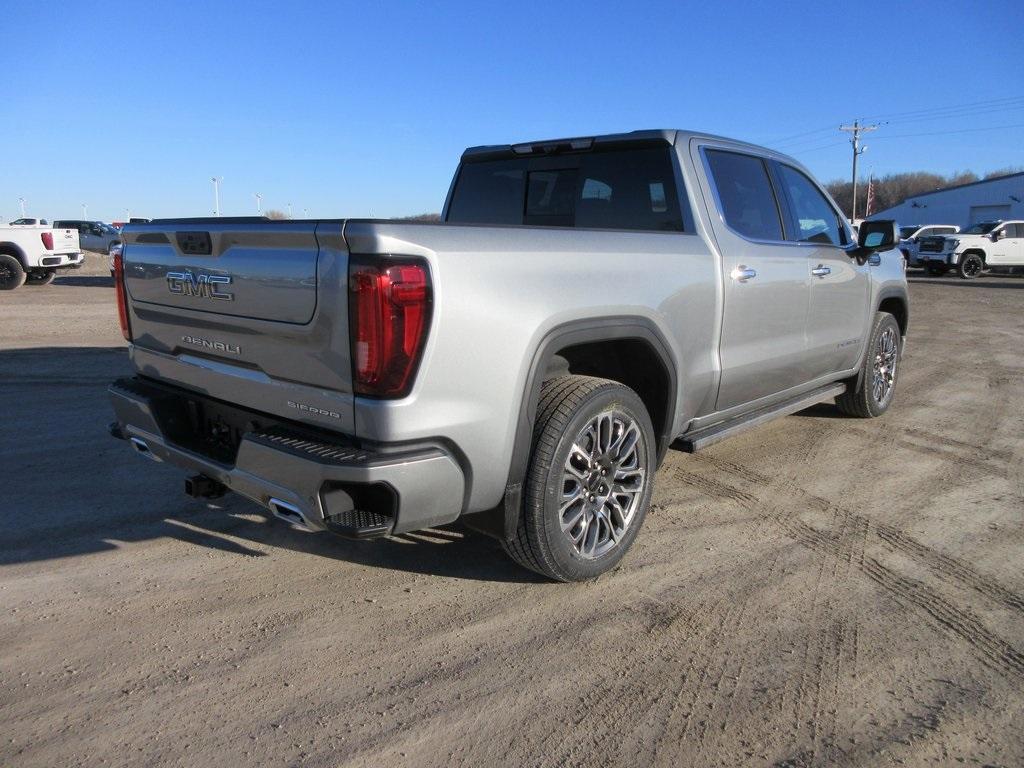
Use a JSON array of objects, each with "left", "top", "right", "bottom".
[
  {"left": 776, "top": 164, "right": 846, "bottom": 246},
  {"left": 447, "top": 147, "right": 685, "bottom": 232},
  {"left": 705, "top": 150, "right": 784, "bottom": 241}
]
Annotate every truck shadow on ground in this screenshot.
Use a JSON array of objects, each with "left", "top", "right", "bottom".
[{"left": 0, "top": 345, "right": 540, "bottom": 583}]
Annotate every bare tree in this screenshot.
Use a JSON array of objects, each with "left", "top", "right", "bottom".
[{"left": 264, "top": 209, "right": 289, "bottom": 220}]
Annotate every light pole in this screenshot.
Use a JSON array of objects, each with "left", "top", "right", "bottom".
[
  {"left": 19, "top": 197, "right": 26, "bottom": 217},
  {"left": 82, "top": 203, "right": 88, "bottom": 219},
  {"left": 254, "top": 193, "right": 262, "bottom": 215},
  {"left": 302, "top": 208, "right": 308, "bottom": 218},
  {"left": 287, "top": 203, "right": 292, "bottom": 219},
  {"left": 839, "top": 120, "right": 878, "bottom": 222},
  {"left": 211, "top": 177, "right": 222, "bottom": 217}
]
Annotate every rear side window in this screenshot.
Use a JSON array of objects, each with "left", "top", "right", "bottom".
[
  {"left": 446, "top": 147, "right": 684, "bottom": 231},
  {"left": 705, "top": 150, "right": 783, "bottom": 241},
  {"left": 776, "top": 164, "right": 846, "bottom": 246}
]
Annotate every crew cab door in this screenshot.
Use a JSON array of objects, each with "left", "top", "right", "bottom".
[
  {"left": 698, "top": 146, "right": 812, "bottom": 411},
  {"left": 989, "top": 223, "right": 1024, "bottom": 265},
  {"left": 771, "top": 161, "right": 870, "bottom": 378}
]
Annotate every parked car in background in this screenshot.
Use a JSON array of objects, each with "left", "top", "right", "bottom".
[
  {"left": 0, "top": 222, "right": 82, "bottom": 288},
  {"left": 897, "top": 224, "right": 959, "bottom": 266},
  {"left": 8, "top": 217, "right": 49, "bottom": 226},
  {"left": 917, "top": 220, "right": 1024, "bottom": 278},
  {"left": 54, "top": 220, "right": 121, "bottom": 254},
  {"left": 109, "top": 128, "right": 908, "bottom": 581}
]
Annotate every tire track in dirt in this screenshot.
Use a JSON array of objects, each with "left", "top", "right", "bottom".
[
  {"left": 784, "top": 516, "right": 1024, "bottom": 679},
  {"left": 696, "top": 451, "right": 1024, "bottom": 617},
  {"left": 682, "top": 451, "right": 1024, "bottom": 683}
]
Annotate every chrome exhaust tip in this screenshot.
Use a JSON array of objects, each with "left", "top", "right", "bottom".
[
  {"left": 129, "top": 437, "right": 162, "bottom": 462},
  {"left": 268, "top": 498, "right": 315, "bottom": 532}
]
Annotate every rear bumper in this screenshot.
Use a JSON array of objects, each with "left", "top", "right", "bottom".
[
  {"left": 36, "top": 252, "right": 84, "bottom": 268},
  {"left": 109, "top": 377, "right": 465, "bottom": 536}
]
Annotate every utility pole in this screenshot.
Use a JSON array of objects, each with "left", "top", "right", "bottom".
[
  {"left": 840, "top": 120, "right": 878, "bottom": 222},
  {"left": 19, "top": 197, "right": 26, "bottom": 217},
  {"left": 211, "top": 177, "right": 222, "bottom": 217}
]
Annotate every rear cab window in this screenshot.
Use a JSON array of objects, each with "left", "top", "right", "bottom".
[
  {"left": 446, "top": 147, "right": 686, "bottom": 232},
  {"left": 704, "top": 149, "right": 784, "bottom": 241}
]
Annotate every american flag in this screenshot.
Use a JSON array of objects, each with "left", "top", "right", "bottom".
[{"left": 865, "top": 173, "right": 875, "bottom": 217}]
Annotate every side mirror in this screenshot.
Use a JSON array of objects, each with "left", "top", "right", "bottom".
[
  {"left": 848, "top": 219, "right": 897, "bottom": 261},
  {"left": 992, "top": 230, "right": 1005, "bottom": 241}
]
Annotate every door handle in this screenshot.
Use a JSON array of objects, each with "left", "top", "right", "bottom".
[
  {"left": 730, "top": 265, "right": 757, "bottom": 282},
  {"left": 811, "top": 265, "right": 831, "bottom": 277}
]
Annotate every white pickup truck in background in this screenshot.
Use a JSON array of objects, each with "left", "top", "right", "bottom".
[
  {"left": 0, "top": 223, "right": 83, "bottom": 288},
  {"left": 898, "top": 224, "right": 959, "bottom": 266}
]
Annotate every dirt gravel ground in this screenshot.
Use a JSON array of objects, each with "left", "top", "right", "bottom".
[{"left": 1, "top": 256, "right": 1023, "bottom": 767}]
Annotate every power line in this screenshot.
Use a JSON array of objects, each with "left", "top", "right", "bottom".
[
  {"left": 871, "top": 122, "right": 1024, "bottom": 140},
  {"left": 863, "top": 94, "right": 1024, "bottom": 123}
]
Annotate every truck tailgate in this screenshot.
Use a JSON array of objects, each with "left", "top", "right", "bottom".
[
  {"left": 51, "top": 227, "right": 80, "bottom": 255},
  {"left": 121, "top": 219, "right": 356, "bottom": 432}
]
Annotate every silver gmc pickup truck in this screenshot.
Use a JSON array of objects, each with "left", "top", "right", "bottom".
[{"left": 109, "top": 129, "right": 908, "bottom": 581}]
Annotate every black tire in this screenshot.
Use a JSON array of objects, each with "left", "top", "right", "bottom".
[
  {"left": 503, "top": 375, "right": 656, "bottom": 582},
  {"left": 836, "top": 312, "right": 902, "bottom": 418},
  {"left": 0, "top": 253, "right": 27, "bottom": 290},
  {"left": 926, "top": 264, "right": 947, "bottom": 276},
  {"left": 26, "top": 269, "right": 56, "bottom": 286},
  {"left": 958, "top": 252, "right": 984, "bottom": 280}
]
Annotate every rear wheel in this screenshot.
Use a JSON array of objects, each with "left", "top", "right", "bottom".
[
  {"left": 26, "top": 268, "right": 56, "bottom": 286},
  {"left": 0, "top": 254, "right": 26, "bottom": 290},
  {"left": 958, "top": 252, "right": 984, "bottom": 279},
  {"left": 504, "top": 375, "right": 656, "bottom": 582},
  {"left": 836, "top": 312, "right": 901, "bottom": 418}
]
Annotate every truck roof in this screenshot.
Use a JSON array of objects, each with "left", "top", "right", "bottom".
[{"left": 461, "top": 129, "right": 776, "bottom": 162}]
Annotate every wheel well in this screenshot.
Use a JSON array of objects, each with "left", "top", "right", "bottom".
[
  {"left": 962, "top": 248, "right": 986, "bottom": 263},
  {"left": 878, "top": 297, "right": 908, "bottom": 337},
  {"left": 0, "top": 243, "right": 27, "bottom": 266},
  {"left": 551, "top": 338, "right": 672, "bottom": 457}
]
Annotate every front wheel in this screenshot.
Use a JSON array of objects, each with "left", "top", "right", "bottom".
[
  {"left": 958, "top": 253, "right": 984, "bottom": 279},
  {"left": 836, "top": 312, "right": 902, "bottom": 418},
  {"left": 26, "top": 268, "right": 56, "bottom": 286},
  {"left": 504, "top": 375, "right": 656, "bottom": 582}
]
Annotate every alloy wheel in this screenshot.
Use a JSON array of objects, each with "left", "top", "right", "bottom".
[
  {"left": 559, "top": 410, "right": 646, "bottom": 559},
  {"left": 872, "top": 327, "right": 898, "bottom": 405}
]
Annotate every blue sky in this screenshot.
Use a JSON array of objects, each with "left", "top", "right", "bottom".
[{"left": 3, "top": 0, "right": 1022, "bottom": 222}]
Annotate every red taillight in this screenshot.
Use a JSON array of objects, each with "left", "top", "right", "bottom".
[
  {"left": 113, "top": 251, "right": 132, "bottom": 341},
  {"left": 41, "top": 232, "right": 53, "bottom": 250},
  {"left": 349, "top": 258, "right": 431, "bottom": 398}
]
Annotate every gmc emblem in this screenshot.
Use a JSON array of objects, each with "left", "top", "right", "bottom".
[{"left": 166, "top": 270, "right": 233, "bottom": 300}]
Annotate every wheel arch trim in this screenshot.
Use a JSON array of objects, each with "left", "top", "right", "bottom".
[{"left": 465, "top": 315, "right": 678, "bottom": 541}]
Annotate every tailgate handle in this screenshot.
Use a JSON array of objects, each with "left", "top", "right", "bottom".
[{"left": 176, "top": 231, "right": 212, "bottom": 256}]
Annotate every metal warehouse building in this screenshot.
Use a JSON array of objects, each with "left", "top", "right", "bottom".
[{"left": 867, "top": 171, "right": 1024, "bottom": 228}]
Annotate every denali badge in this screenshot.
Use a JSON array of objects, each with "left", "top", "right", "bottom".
[
  {"left": 287, "top": 401, "right": 341, "bottom": 419},
  {"left": 182, "top": 335, "right": 240, "bottom": 355},
  {"left": 167, "top": 270, "right": 233, "bottom": 300}
]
